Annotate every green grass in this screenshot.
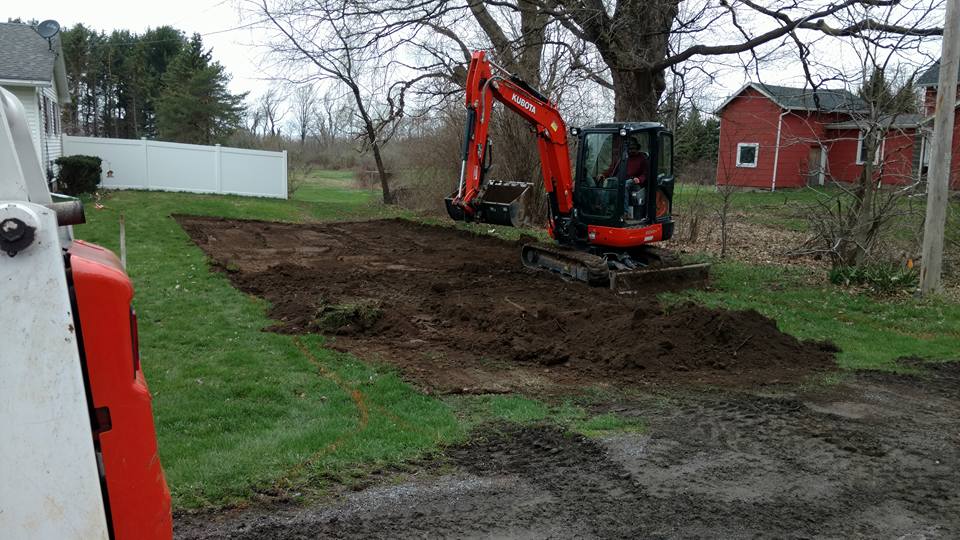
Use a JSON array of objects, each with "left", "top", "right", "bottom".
[
  {"left": 673, "top": 183, "right": 832, "bottom": 231},
  {"left": 663, "top": 259, "right": 960, "bottom": 370},
  {"left": 72, "top": 171, "right": 958, "bottom": 507},
  {"left": 76, "top": 172, "right": 460, "bottom": 508},
  {"left": 447, "top": 394, "right": 646, "bottom": 437}
]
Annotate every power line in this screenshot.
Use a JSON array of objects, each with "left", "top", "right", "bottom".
[{"left": 62, "top": 18, "right": 268, "bottom": 48}]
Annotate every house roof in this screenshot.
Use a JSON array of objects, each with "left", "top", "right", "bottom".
[
  {"left": 0, "top": 22, "right": 69, "bottom": 103},
  {"left": 716, "top": 82, "right": 868, "bottom": 114},
  {"left": 0, "top": 22, "right": 59, "bottom": 82},
  {"left": 918, "top": 59, "right": 950, "bottom": 87},
  {"left": 825, "top": 113, "right": 926, "bottom": 130}
]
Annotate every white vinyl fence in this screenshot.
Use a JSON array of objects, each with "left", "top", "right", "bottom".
[{"left": 62, "top": 135, "right": 287, "bottom": 199}]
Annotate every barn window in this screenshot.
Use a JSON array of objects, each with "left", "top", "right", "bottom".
[
  {"left": 856, "top": 131, "right": 883, "bottom": 165},
  {"left": 736, "top": 143, "right": 759, "bottom": 168}
]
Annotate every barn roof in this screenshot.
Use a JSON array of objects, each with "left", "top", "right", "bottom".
[
  {"left": 917, "top": 59, "right": 951, "bottom": 87},
  {"left": 716, "top": 82, "right": 868, "bottom": 114},
  {"left": 825, "top": 113, "right": 925, "bottom": 130},
  {"left": 0, "top": 22, "right": 61, "bottom": 84}
]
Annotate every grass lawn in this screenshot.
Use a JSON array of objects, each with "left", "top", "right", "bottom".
[
  {"left": 76, "top": 176, "right": 454, "bottom": 509},
  {"left": 665, "top": 261, "right": 960, "bottom": 371},
  {"left": 74, "top": 170, "right": 958, "bottom": 509}
]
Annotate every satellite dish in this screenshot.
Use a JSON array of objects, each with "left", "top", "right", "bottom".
[{"left": 36, "top": 20, "right": 61, "bottom": 40}]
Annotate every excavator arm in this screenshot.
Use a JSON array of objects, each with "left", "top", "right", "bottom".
[{"left": 448, "top": 51, "right": 574, "bottom": 227}]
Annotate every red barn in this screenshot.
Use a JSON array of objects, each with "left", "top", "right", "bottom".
[{"left": 715, "top": 81, "right": 942, "bottom": 189}]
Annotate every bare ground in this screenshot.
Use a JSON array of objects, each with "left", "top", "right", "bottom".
[
  {"left": 176, "top": 216, "right": 836, "bottom": 394},
  {"left": 174, "top": 216, "right": 959, "bottom": 538}
]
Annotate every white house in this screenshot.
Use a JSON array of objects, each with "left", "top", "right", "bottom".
[{"left": 0, "top": 21, "right": 70, "bottom": 180}]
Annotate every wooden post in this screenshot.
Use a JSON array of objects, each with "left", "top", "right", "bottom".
[
  {"left": 920, "top": 0, "right": 960, "bottom": 295},
  {"left": 119, "top": 213, "right": 126, "bottom": 270}
]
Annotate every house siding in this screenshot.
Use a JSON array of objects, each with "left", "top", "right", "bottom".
[
  {"left": 716, "top": 84, "right": 960, "bottom": 189},
  {"left": 716, "top": 88, "right": 782, "bottom": 187},
  {"left": 39, "top": 82, "right": 62, "bottom": 176},
  {"left": 2, "top": 82, "right": 63, "bottom": 178},
  {"left": 923, "top": 86, "right": 960, "bottom": 116}
]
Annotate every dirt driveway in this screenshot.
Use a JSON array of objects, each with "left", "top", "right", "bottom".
[
  {"left": 177, "top": 364, "right": 959, "bottom": 539},
  {"left": 175, "top": 217, "right": 959, "bottom": 538}
]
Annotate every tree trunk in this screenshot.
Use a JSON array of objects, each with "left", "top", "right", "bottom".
[
  {"left": 557, "top": 0, "right": 678, "bottom": 122},
  {"left": 371, "top": 140, "right": 393, "bottom": 204},
  {"left": 610, "top": 67, "right": 664, "bottom": 121},
  {"left": 840, "top": 130, "right": 880, "bottom": 265}
]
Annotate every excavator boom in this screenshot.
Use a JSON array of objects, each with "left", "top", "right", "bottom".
[{"left": 446, "top": 51, "right": 572, "bottom": 229}]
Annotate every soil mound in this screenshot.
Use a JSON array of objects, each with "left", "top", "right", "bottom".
[{"left": 178, "top": 216, "right": 837, "bottom": 391}]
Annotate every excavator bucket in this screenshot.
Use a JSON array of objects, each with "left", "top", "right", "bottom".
[{"left": 445, "top": 181, "right": 531, "bottom": 227}]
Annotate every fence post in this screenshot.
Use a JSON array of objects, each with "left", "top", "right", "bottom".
[
  {"left": 215, "top": 144, "right": 222, "bottom": 194},
  {"left": 282, "top": 150, "right": 288, "bottom": 199},
  {"left": 141, "top": 137, "right": 149, "bottom": 190}
]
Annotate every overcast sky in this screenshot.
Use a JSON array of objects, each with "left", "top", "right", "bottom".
[
  {"left": 11, "top": 1, "right": 947, "bottom": 115},
  {"left": 14, "top": 0, "right": 270, "bottom": 97}
]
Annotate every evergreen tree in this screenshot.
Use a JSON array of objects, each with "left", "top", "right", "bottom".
[
  {"left": 674, "top": 108, "right": 720, "bottom": 166},
  {"left": 859, "top": 67, "right": 918, "bottom": 115},
  {"left": 156, "top": 34, "right": 246, "bottom": 144}
]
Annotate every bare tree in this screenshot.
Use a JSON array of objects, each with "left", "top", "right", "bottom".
[
  {"left": 290, "top": 83, "right": 317, "bottom": 147},
  {"left": 258, "top": 86, "right": 287, "bottom": 139},
  {"left": 247, "top": 0, "right": 449, "bottom": 204},
  {"left": 779, "top": 0, "right": 942, "bottom": 269},
  {"left": 715, "top": 184, "right": 737, "bottom": 259}
]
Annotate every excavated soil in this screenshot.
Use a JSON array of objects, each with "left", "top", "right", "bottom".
[
  {"left": 177, "top": 363, "right": 960, "bottom": 538},
  {"left": 177, "top": 216, "right": 837, "bottom": 392}
]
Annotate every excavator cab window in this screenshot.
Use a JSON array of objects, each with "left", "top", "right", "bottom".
[
  {"left": 577, "top": 132, "right": 621, "bottom": 220},
  {"left": 623, "top": 132, "right": 652, "bottom": 222}
]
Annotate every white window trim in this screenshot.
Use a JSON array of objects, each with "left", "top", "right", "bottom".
[
  {"left": 855, "top": 131, "right": 884, "bottom": 165},
  {"left": 736, "top": 142, "right": 759, "bottom": 168}
]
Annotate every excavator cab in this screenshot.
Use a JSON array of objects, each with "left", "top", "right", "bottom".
[{"left": 572, "top": 123, "right": 674, "bottom": 236}]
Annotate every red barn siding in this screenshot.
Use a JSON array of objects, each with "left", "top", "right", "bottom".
[
  {"left": 924, "top": 86, "right": 960, "bottom": 116},
  {"left": 716, "top": 88, "right": 782, "bottom": 188},
  {"left": 826, "top": 128, "right": 917, "bottom": 186},
  {"left": 773, "top": 111, "right": 846, "bottom": 188},
  {"left": 882, "top": 130, "right": 917, "bottom": 185},
  {"left": 720, "top": 83, "right": 960, "bottom": 190},
  {"left": 826, "top": 129, "right": 864, "bottom": 183}
]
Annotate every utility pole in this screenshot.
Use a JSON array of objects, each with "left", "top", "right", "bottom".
[{"left": 920, "top": 0, "right": 960, "bottom": 295}]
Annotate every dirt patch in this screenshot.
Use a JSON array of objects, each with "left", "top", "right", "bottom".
[
  {"left": 176, "top": 365, "right": 960, "bottom": 539},
  {"left": 177, "top": 216, "right": 836, "bottom": 392}
]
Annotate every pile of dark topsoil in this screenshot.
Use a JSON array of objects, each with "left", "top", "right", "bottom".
[{"left": 177, "top": 216, "right": 837, "bottom": 391}]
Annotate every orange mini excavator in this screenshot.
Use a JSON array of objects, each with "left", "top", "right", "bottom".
[{"left": 446, "top": 51, "right": 708, "bottom": 288}]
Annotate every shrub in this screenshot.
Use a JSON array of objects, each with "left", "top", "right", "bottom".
[
  {"left": 55, "top": 155, "right": 102, "bottom": 195},
  {"left": 828, "top": 264, "right": 919, "bottom": 295}
]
